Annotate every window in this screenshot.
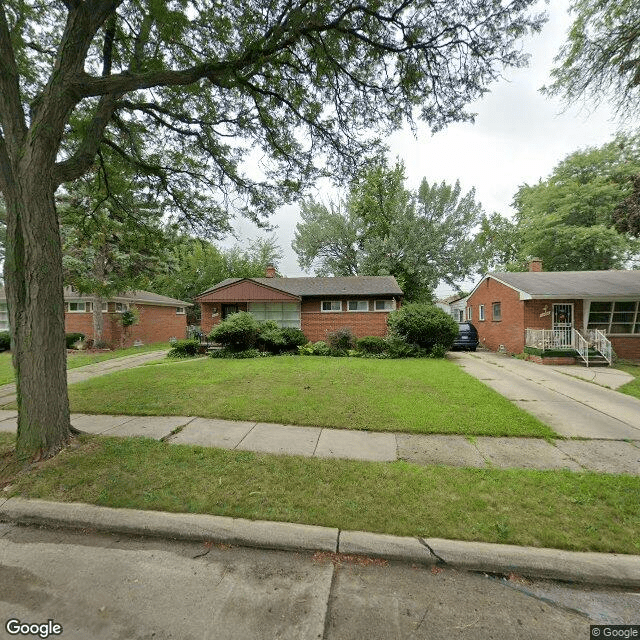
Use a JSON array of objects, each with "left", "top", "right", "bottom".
[
  {"left": 587, "top": 301, "right": 640, "bottom": 334},
  {"left": 248, "top": 302, "right": 301, "bottom": 328},
  {"left": 348, "top": 300, "right": 369, "bottom": 312},
  {"left": 101, "top": 302, "right": 108, "bottom": 312},
  {"left": 492, "top": 302, "right": 501, "bottom": 321},
  {"left": 374, "top": 299, "right": 395, "bottom": 311},
  {"left": 176, "top": 307, "right": 186, "bottom": 315},
  {"left": 114, "top": 302, "right": 129, "bottom": 313},
  {"left": 479, "top": 304, "right": 485, "bottom": 321},
  {"left": 0, "top": 303, "right": 8, "bottom": 332},
  {"left": 466, "top": 306, "right": 472, "bottom": 321},
  {"left": 67, "top": 301, "right": 91, "bottom": 313},
  {"left": 321, "top": 300, "right": 342, "bottom": 312}
]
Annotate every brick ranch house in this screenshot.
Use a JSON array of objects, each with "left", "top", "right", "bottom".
[
  {"left": 0, "top": 287, "right": 192, "bottom": 348},
  {"left": 466, "top": 260, "right": 640, "bottom": 364},
  {"left": 195, "top": 269, "right": 403, "bottom": 342}
]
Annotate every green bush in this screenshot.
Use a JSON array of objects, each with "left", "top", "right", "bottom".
[
  {"left": 429, "top": 343, "right": 448, "bottom": 359},
  {"left": 387, "top": 303, "right": 458, "bottom": 354},
  {"left": 298, "top": 340, "right": 331, "bottom": 356},
  {"left": 65, "top": 333, "right": 85, "bottom": 349},
  {"left": 280, "top": 327, "right": 308, "bottom": 351},
  {"left": 0, "top": 331, "right": 10, "bottom": 351},
  {"left": 256, "top": 320, "right": 285, "bottom": 354},
  {"left": 383, "top": 335, "right": 427, "bottom": 358},
  {"left": 356, "top": 336, "right": 387, "bottom": 354},
  {"left": 209, "top": 348, "right": 263, "bottom": 359},
  {"left": 167, "top": 339, "right": 201, "bottom": 358},
  {"left": 209, "top": 312, "right": 260, "bottom": 351},
  {"left": 327, "top": 327, "right": 356, "bottom": 350}
]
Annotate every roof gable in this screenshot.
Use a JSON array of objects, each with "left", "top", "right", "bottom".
[{"left": 196, "top": 279, "right": 300, "bottom": 303}]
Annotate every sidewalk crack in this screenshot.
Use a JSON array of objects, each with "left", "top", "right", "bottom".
[{"left": 417, "top": 538, "right": 448, "bottom": 564}]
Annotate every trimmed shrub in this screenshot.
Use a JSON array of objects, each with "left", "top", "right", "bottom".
[
  {"left": 327, "top": 327, "right": 356, "bottom": 351},
  {"left": 0, "top": 331, "right": 10, "bottom": 352},
  {"left": 209, "top": 312, "right": 260, "bottom": 351},
  {"left": 383, "top": 335, "right": 427, "bottom": 358},
  {"left": 387, "top": 303, "right": 458, "bottom": 353},
  {"left": 356, "top": 336, "right": 387, "bottom": 354},
  {"left": 257, "top": 321, "right": 286, "bottom": 354},
  {"left": 280, "top": 327, "right": 308, "bottom": 351},
  {"left": 168, "top": 339, "right": 201, "bottom": 358},
  {"left": 65, "top": 332, "right": 85, "bottom": 349},
  {"left": 209, "top": 347, "right": 263, "bottom": 359},
  {"left": 298, "top": 340, "right": 331, "bottom": 356}
]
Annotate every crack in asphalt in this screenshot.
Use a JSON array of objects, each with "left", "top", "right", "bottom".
[{"left": 417, "top": 538, "right": 448, "bottom": 565}]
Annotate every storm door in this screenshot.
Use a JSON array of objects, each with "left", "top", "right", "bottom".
[{"left": 552, "top": 303, "right": 574, "bottom": 348}]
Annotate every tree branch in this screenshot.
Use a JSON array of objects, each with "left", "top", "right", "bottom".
[{"left": 0, "top": 3, "right": 27, "bottom": 152}]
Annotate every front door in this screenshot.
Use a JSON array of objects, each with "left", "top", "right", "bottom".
[
  {"left": 221, "top": 304, "right": 239, "bottom": 319},
  {"left": 552, "top": 303, "right": 574, "bottom": 348}
]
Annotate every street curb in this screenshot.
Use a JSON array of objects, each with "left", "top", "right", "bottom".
[
  {"left": 1, "top": 498, "right": 639, "bottom": 587},
  {"left": 0, "top": 498, "right": 338, "bottom": 553}
]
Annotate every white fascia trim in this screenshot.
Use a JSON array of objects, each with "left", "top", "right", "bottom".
[{"left": 468, "top": 274, "right": 530, "bottom": 299}]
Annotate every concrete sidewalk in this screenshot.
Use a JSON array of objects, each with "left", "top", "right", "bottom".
[
  {"left": 0, "top": 349, "right": 167, "bottom": 405},
  {"left": 1, "top": 409, "right": 638, "bottom": 474},
  {"left": 451, "top": 351, "right": 640, "bottom": 441}
]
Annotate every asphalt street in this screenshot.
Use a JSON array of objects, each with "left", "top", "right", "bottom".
[{"left": 0, "top": 522, "right": 638, "bottom": 640}]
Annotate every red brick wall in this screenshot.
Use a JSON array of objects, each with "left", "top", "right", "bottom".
[
  {"left": 64, "top": 304, "right": 187, "bottom": 348},
  {"left": 300, "top": 297, "right": 396, "bottom": 342},
  {"left": 198, "top": 298, "right": 398, "bottom": 341},
  {"left": 609, "top": 336, "right": 640, "bottom": 361},
  {"left": 200, "top": 302, "right": 248, "bottom": 334},
  {"left": 467, "top": 278, "right": 525, "bottom": 353}
]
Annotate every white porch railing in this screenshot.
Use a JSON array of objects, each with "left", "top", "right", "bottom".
[
  {"left": 525, "top": 328, "right": 613, "bottom": 366},
  {"left": 525, "top": 328, "right": 574, "bottom": 351},
  {"left": 590, "top": 329, "right": 613, "bottom": 365}
]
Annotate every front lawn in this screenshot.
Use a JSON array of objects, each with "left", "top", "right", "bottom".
[
  {"left": 617, "top": 362, "right": 640, "bottom": 400},
  {"left": 0, "top": 343, "right": 169, "bottom": 385},
  {"left": 2, "top": 434, "right": 637, "bottom": 554},
  {"left": 67, "top": 356, "right": 556, "bottom": 438}
]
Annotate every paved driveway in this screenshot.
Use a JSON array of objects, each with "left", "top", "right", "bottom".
[{"left": 451, "top": 351, "right": 640, "bottom": 440}]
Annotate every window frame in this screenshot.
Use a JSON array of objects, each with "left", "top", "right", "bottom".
[
  {"left": 176, "top": 307, "right": 186, "bottom": 315},
  {"left": 466, "top": 306, "right": 472, "bottom": 321},
  {"left": 321, "top": 300, "right": 342, "bottom": 313},
  {"left": 478, "top": 304, "right": 485, "bottom": 321},
  {"left": 374, "top": 299, "right": 395, "bottom": 312},
  {"left": 67, "top": 301, "right": 91, "bottom": 313},
  {"left": 492, "top": 302, "right": 502, "bottom": 321},
  {"left": 347, "top": 300, "right": 369, "bottom": 312},
  {"left": 587, "top": 300, "right": 640, "bottom": 335}
]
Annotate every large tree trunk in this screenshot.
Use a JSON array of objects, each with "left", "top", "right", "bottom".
[
  {"left": 92, "top": 295, "right": 104, "bottom": 344},
  {"left": 4, "top": 172, "right": 71, "bottom": 461}
]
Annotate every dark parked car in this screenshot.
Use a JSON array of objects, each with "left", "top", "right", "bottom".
[{"left": 451, "top": 322, "right": 479, "bottom": 351}]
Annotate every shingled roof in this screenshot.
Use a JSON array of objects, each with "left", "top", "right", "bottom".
[
  {"left": 198, "top": 276, "right": 403, "bottom": 298},
  {"left": 483, "top": 270, "right": 640, "bottom": 299}
]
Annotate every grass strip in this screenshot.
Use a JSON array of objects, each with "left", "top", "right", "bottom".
[
  {"left": 617, "top": 362, "right": 640, "bottom": 400},
  {"left": 67, "top": 356, "right": 555, "bottom": 438},
  {"left": 2, "top": 434, "right": 638, "bottom": 555}
]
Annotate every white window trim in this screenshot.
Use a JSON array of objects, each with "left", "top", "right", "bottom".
[
  {"left": 347, "top": 300, "right": 369, "bottom": 312},
  {"left": 466, "top": 306, "right": 472, "bottom": 321},
  {"left": 321, "top": 300, "right": 342, "bottom": 312},
  {"left": 67, "top": 301, "right": 91, "bottom": 313},
  {"left": 492, "top": 302, "right": 502, "bottom": 321},
  {"left": 176, "top": 307, "right": 186, "bottom": 315},
  {"left": 374, "top": 299, "right": 395, "bottom": 312},
  {"left": 479, "top": 304, "right": 485, "bottom": 321}
]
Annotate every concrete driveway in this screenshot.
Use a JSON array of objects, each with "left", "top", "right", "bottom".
[{"left": 451, "top": 351, "right": 640, "bottom": 440}]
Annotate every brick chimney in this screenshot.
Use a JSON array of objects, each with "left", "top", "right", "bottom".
[
  {"left": 265, "top": 263, "right": 276, "bottom": 278},
  {"left": 528, "top": 258, "right": 543, "bottom": 272}
]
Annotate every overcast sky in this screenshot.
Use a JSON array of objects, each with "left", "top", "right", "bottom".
[{"left": 224, "top": 0, "right": 624, "bottom": 296}]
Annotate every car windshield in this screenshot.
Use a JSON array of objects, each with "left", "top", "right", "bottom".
[{"left": 459, "top": 323, "right": 472, "bottom": 331}]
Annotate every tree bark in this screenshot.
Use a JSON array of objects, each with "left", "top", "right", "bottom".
[{"left": 4, "top": 172, "right": 71, "bottom": 460}]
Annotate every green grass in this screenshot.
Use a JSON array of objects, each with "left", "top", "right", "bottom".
[
  {"left": 617, "top": 362, "right": 640, "bottom": 400},
  {"left": 67, "top": 356, "right": 556, "bottom": 437},
  {"left": 0, "top": 343, "right": 169, "bottom": 385},
  {"left": 3, "top": 434, "right": 638, "bottom": 554}
]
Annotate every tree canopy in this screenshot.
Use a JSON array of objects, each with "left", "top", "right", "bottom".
[
  {"left": 293, "top": 160, "right": 483, "bottom": 301},
  {"left": 544, "top": 0, "right": 640, "bottom": 119},
  {"left": 0, "top": 0, "right": 546, "bottom": 459},
  {"left": 510, "top": 134, "right": 640, "bottom": 271}
]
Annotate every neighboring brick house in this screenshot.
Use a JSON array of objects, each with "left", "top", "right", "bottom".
[
  {"left": 466, "top": 261, "right": 640, "bottom": 362},
  {"left": 0, "top": 287, "right": 192, "bottom": 348},
  {"left": 196, "top": 269, "right": 403, "bottom": 342}
]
